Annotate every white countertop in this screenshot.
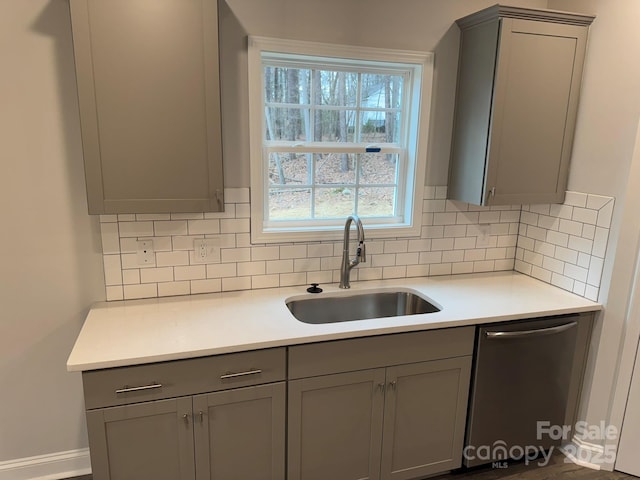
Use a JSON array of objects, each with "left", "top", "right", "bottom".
[{"left": 67, "top": 271, "right": 601, "bottom": 372}]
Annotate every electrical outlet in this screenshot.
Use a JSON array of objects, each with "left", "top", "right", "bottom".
[
  {"left": 476, "top": 224, "right": 492, "bottom": 247},
  {"left": 194, "top": 238, "right": 221, "bottom": 264},
  {"left": 136, "top": 239, "right": 155, "bottom": 265}
]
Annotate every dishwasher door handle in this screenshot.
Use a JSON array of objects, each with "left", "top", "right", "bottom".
[{"left": 485, "top": 321, "right": 577, "bottom": 339}]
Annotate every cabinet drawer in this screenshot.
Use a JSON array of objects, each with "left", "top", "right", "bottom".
[
  {"left": 83, "top": 348, "right": 286, "bottom": 409},
  {"left": 289, "top": 327, "right": 474, "bottom": 380}
]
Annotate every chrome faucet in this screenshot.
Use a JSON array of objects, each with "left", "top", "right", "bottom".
[{"left": 339, "top": 215, "right": 366, "bottom": 289}]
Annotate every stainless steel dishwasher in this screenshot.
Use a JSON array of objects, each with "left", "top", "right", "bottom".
[{"left": 464, "top": 314, "right": 592, "bottom": 467}]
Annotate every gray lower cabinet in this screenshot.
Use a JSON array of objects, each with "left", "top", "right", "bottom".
[
  {"left": 86, "top": 397, "right": 195, "bottom": 480},
  {"left": 288, "top": 369, "right": 387, "bottom": 480},
  {"left": 448, "top": 5, "right": 595, "bottom": 206},
  {"left": 381, "top": 358, "right": 471, "bottom": 479},
  {"left": 193, "top": 383, "right": 286, "bottom": 480},
  {"left": 82, "top": 348, "right": 287, "bottom": 480},
  {"left": 287, "top": 328, "right": 475, "bottom": 480}
]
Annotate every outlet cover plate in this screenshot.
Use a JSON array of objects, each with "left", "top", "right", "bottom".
[{"left": 194, "top": 238, "right": 221, "bottom": 264}]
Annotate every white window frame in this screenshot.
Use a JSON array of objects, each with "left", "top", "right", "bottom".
[{"left": 248, "top": 36, "right": 433, "bottom": 243}]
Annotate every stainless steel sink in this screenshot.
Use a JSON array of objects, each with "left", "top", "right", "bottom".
[{"left": 286, "top": 288, "right": 441, "bottom": 324}]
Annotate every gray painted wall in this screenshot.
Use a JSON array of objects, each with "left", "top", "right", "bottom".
[
  {"left": 218, "top": 0, "right": 548, "bottom": 187},
  {"left": 546, "top": 0, "right": 640, "bottom": 464},
  {"left": 0, "top": 0, "right": 104, "bottom": 461}
]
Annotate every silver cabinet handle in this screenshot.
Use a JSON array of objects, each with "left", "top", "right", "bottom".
[
  {"left": 115, "top": 383, "right": 162, "bottom": 394},
  {"left": 485, "top": 321, "right": 577, "bottom": 339},
  {"left": 389, "top": 380, "right": 397, "bottom": 390},
  {"left": 220, "top": 369, "right": 262, "bottom": 379},
  {"left": 377, "top": 383, "right": 386, "bottom": 393}
]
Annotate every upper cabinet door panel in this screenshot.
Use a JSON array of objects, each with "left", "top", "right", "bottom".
[
  {"left": 70, "top": 0, "right": 224, "bottom": 214},
  {"left": 449, "top": 6, "right": 593, "bottom": 206},
  {"left": 487, "top": 19, "right": 588, "bottom": 205}
]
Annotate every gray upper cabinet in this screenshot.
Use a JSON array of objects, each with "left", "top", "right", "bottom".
[
  {"left": 69, "top": 0, "right": 224, "bottom": 214},
  {"left": 448, "top": 5, "right": 594, "bottom": 206}
]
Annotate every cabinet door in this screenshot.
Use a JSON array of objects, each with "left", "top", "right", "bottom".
[
  {"left": 288, "top": 369, "right": 386, "bottom": 480},
  {"left": 86, "top": 397, "right": 195, "bottom": 480},
  {"left": 380, "top": 358, "right": 472, "bottom": 480},
  {"left": 193, "top": 382, "right": 286, "bottom": 480},
  {"left": 486, "top": 18, "right": 588, "bottom": 205},
  {"left": 69, "top": 0, "right": 224, "bottom": 214}
]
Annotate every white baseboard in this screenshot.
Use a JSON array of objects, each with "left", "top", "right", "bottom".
[
  {"left": 0, "top": 448, "right": 91, "bottom": 480},
  {"left": 560, "top": 435, "right": 607, "bottom": 471}
]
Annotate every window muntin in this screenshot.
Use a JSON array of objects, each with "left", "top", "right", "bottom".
[{"left": 249, "top": 37, "right": 432, "bottom": 242}]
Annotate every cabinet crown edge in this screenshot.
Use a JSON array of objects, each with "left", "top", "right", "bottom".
[{"left": 456, "top": 4, "right": 595, "bottom": 29}]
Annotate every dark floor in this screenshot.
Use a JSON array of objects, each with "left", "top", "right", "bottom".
[
  {"left": 64, "top": 454, "right": 638, "bottom": 480},
  {"left": 432, "top": 451, "right": 637, "bottom": 480}
]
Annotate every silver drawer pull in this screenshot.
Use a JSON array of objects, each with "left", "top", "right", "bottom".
[
  {"left": 115, "top": 383, "right": 163, "bottom": 394},
  {"left": 220, "top": 369, "right": 262, "bottom": 379}
]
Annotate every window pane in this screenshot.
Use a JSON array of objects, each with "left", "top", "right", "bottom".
[
  {"left": 264, "top": 66, "right": 311, "bottom": 104},
  {"left": 268, "top": 152, "right": 310, "bottom": 185},
  {"left": 268, "top": 188, "right": 311, "bottom": 220},
  {"left": 315, "top": 188, "right": 355, "bottom": 218},
  {"left": 317, "top": 70, "right": 358, "bottom": 106},
  {"left": 315, "top": 153, "right": 356, "bottom": 185},
  {"left": 360, "top": 111, "right": 401, "bottom": 144},
  {"left": 360, "top": 153, "right": 398, "bottom": 184},
  {"left": 265, "top": 107, "right": 310, "bottom": 141},
  {"left": 313, "top": 109, "right": 356, "bottom": 142},
  {"left": 361, "top": 73, "right": 404, "bottom": 109},
  {"left": 358, "top": 187, "right": 396, "bottom": 217}
]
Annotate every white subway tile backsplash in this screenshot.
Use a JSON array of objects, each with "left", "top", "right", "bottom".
[
  {"left": 266, "top": 259, "right": 294, "bottom": 274},
  {"left": 221, "top": 248, "right": 251, "bottom": 263},
  {"left": 156, "top": 251, "right": 190, "bottom": 267},
  {"left": 137, "top": 214, "right": 170, "bottom": 221},
  {"left": 223, "top": 276, "right": 252, "bottom": 292},
  {"left": 207, "top": 263, "right": 236, "bottom": 278},
  {"left": 237, "top": 261, "right": 266, "bottom": 277},
  {"left": 280, "top": 245, "right": 308, "bottom": 259},
  {"left": 431, "top": 238, "right": 455, "bottom": 251},
  {"left": 100, "top": 222, "right": 120, "bottom": 254},
  {"left": 140, "top": 267, "right": 174, "bottom": 283},
  {"left": 103, "top": 255, "right": 122, "bottom": 286},
  {"left": 98, "top": 187, "right": 613, "bottom": 303},
  {"left": 515, "top": 194, "right": 614, "bottom": 300},
  {"left": 119, "top": 221, "right": 154, "bottom": 237},
  {"left": 158, "top": 281, "right": 190, "bottom": 297},
  {"left": 154, "top": 221, "right": 188, "bottom": 236},
  {"left": 225, "top": 187, "right": 250, "bottom": 203},
  {"left": 191, "top": 279, "right": 221, "bottom": 294},
  {"left": 307, "top": 243, "right": 334, "bottom": 257},
  {"left": 587, "top": 194, "right": 612, "bottom": 210},
  {"left": 122, "top": 269, "right": 140, "bottom": 285},
  {"left": 442, "top": 250, "right": 465, "bottom": 263},
  {"left": 280, "top": 272, "right": 307, "bottom": 287},
  {"left": 188, "top": 219, "right": 220, "bottom": 235},
  {"left": 221, "top": 218, "right": 250, "bottom": 234},
  {"left": 572, "top": 207, "right": 598, "bottom": 225},
  {"left": 124, "top": 283, "right": 158, "bottom": 300},
  {"left": 175, "top": 265, "right": 206, "bottom": 281},
  {"left": 106, "top": 285, "right": 124, "bottom": 301},
  {"left": 251, "top": 274, "right": 280, "bottom": 290},
  {"left": 383, "top": 265, "right": 407, "bottom": 279},
  {"left": 565, "top": 191, "right": 588, "bottom": 208}
]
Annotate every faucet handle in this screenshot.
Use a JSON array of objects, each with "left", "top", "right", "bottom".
[{"left": 358, "top": 241, "right": 366, "bottom": 263}]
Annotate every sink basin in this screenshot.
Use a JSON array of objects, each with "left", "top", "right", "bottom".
[{"left": 286, "top": 288, "right": 441, "bottom": 324}]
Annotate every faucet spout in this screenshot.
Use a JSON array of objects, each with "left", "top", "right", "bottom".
[{"left": 339, "top": 215, "right": 366, "bottom": 289}]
